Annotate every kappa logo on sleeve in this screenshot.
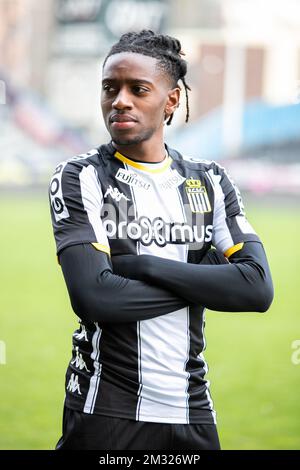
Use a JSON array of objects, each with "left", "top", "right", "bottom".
[
  {"left": 185, "top": 178, "right": 212, "bottom": 213},
  {"left": 73, "top": 323, "right": 88, "bottom": 342},
  {"left": 71, "top": 346, "right": 91, "bottom": 372},
  {"left": 67, "top": 373, "right": 82, "bottom": 395}
]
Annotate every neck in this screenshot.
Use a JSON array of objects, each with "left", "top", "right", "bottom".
[{"left": 112, "top": 134, "right": 166, "bottom": 163}]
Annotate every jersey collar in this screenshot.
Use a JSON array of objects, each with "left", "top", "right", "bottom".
[{"left": 114, "top": 150, "right": 172, "bottom": 174}]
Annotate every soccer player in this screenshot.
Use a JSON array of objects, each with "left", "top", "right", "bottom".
[{"left": 49, "top": 30, "right": 273, "bottom": 450}]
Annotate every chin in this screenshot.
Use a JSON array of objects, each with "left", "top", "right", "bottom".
[
  {"left": 111, "top": 129, "right": 154, "bottom": 147},
  {"left": 112, "top": 135, "right": 145, "bottom": 146}
]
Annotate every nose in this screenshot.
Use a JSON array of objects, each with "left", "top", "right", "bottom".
[{"left": 112, "top": 88, "right": 132, "bottom": 110}]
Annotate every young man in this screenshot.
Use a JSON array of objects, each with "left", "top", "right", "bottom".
[{"left": 49, "top": 30, "right": 273, "bottom": 450}]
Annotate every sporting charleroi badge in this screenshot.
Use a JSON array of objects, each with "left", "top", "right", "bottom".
[{"left": 185, "top": 178, "right": 212, "bottom": 213}]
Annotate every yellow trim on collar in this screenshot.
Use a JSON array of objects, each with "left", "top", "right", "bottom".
[
  {"left": 114, "top": 151, "right": 172, "bottom": 174},
  {"left": 91, "top": 243, "right": 111, "bottom": 256},
  {"left": 224, "top": 242, "right": 244, "bottom": 258}
]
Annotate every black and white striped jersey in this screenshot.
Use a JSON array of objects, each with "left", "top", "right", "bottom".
[{"left": 49, "top": 142, "right": 260, "bottom": 424}]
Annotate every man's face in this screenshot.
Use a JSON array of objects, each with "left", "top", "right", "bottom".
[{"left": 101, "top": 52, "right": 179, "bottom": 146}]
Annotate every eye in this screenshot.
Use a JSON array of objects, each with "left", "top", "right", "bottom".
[
  {"left": 132, "top": 85, "right": 149, "bottom": 94},
  {"left": 102, "top": 84, "right": 116, "bottom": 93}
]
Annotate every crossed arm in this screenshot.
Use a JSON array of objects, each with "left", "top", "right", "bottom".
[
  {"left": 112, "top": 241, "right": 274, "bottom": 313},
  {"left": 59, "top": 241, "right": 273, "bottom": 324},
  {"left": 59, "top": 243, "right": 187, "bottom": 323}
]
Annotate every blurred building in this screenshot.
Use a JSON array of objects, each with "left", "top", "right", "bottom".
[
  {"left": 46, "top": 0, "right": 169, "bottom": 142},
  {"left": 168, "top": 0, "right": 300, "bottom": 157},
  {"left": 2, "top": 0, "right": 300, "bottom": 140},
  {"left": 0, "top": 0, "right": 53, "bottom": 92},
  {"left": 1, "top": 0, "right": 300, "bottom": 192}
]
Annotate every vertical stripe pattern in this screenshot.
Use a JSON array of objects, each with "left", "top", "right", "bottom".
[{"left": 128, "top": 163, "right": 190, "bottom": 423}]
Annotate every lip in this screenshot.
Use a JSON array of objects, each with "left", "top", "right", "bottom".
[
  {"left": 110, "top": 114, "right": 138, "bottom": 130},
  {"left": 111, "top": 121, "right": 137, "bottom": 130},
  {"left": 110, "top": 114, "right": 137, "bottom": 123}
]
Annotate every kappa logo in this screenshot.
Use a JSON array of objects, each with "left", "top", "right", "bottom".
[
  {"left": 67, "top": 373, "right": 82, "bottom": 395},
  {"left": 73, "top": 323, "right": 88, "bottom": 342},
  {"left": 185, "top": 178, "right": 212, "bottom": 213},
  {"left": 104, "top": 185, "right": 130, "bottom": 202},
  {"left": 115, "top": 168, "right": 150, "bottom": 190},
  {"left": 71, "top": 346, "right": 90, "bottom": 372}
]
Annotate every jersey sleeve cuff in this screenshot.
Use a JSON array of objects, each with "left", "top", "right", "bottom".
[
  {"left": 91, "top": 242, "right": 111, "bottom": 256},
  {"left": 224, "top": 242, "right": 244, "bottom": 258}
]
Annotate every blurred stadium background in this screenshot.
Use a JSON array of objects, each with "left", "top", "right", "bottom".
[{"left": 0, "top": 0, "right": 299, "bottom": 450}]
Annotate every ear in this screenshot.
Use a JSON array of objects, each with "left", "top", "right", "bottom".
[{"left": 164, "top": 87, "right": 180, "bottom": 120}]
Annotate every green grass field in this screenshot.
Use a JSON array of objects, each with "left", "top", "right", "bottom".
[{"left": 0, "top": 194, "right": 299, "bottom": 449}]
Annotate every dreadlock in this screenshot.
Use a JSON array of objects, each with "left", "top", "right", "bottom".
[{"left": 103, "top": 30, "right": 191, "bottom": 125}]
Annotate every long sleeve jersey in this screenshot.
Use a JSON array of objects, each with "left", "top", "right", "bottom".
[{"left": 49, "top": 142, "right": 273, "bottom": 424}]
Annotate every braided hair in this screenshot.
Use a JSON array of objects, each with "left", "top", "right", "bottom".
[{"left": 103, "top": 30, "right": 191, "bottom": 125}]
